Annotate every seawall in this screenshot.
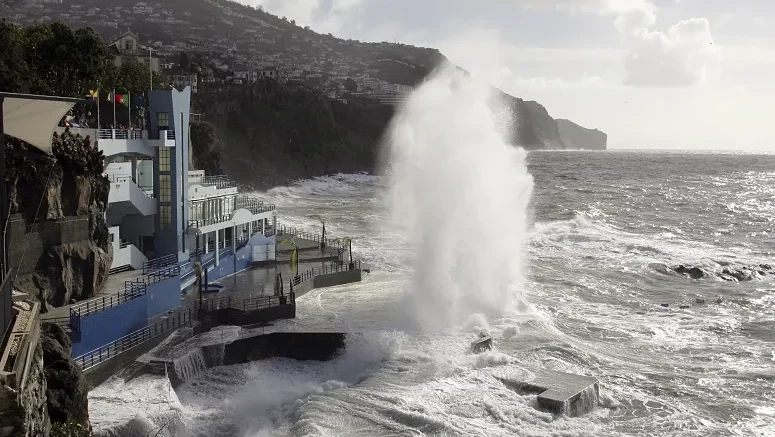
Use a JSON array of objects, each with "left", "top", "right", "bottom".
[{"left": 156, "top": 332, "right": 346, "bottom": 388}]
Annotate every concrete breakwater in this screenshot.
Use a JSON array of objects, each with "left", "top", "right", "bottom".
[{"left": 150, "top": 332, "right": 347, "bottom": 388}]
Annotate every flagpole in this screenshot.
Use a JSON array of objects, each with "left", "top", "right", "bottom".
[
  {"left": 149, "top": 48, "right": 153, "bottom": 90},
  {"left": 96, "top": 90, "right": 100, "bottom": 130},
  {"left": 112, "top": 89, "right": 117, "bottom": 129},
  {"left": 128, "top": 91, "right": 132, "bottom": 130}
]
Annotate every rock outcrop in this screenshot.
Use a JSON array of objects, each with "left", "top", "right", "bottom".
[
  {"left": 41, "top": 323, "right": 90, "bottom": 428},
  {"left": 0, "top": 342, "right": 50, "bottom": 437},
  {"left": 5, "top": 129, "right": 112, "bottom": 308},
  {"left": 556, "top": 119, "right": 608, "bottom": 150}
]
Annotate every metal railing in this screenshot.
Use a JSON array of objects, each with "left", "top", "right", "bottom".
[
  {"left": 69, "top": 265, "right": 180, "bottom": 329},
  {"left": 73, "top": 309, "right": 193, "bottom": 371},
  {"left": 132, "top": 265, "right": 180, "bottom": 286},
  {"left": 188, "top": 216, "right": 233, "bottom": 228},
  {"left": 69, "top": 287, "right": 146, "bottom": 322},
  {"left": 198, "top": 293, "right": 293, "bottom": 313},
  {"left": 291, "top": 260, "right": 361, "bottom": 287},
  {"left": 142, "top": 253, "right": 178, "bottom": 275},
  {"left": 242, "top": 295, "right": 287, "bottom": 312},
  {"left": 276, "top": 224, "right": 347, "bottom": 254},
  {"left": 235, "top": 197, "right": 276, "bottom": 215},
  {"left": 199, "top": 175, "right": 237, "bottom": 189}
]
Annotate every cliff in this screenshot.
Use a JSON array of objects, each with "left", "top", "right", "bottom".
[
  {"left": 5, "top": 130, "right": 112, "bottom": 309},
  {"left": 556, "top": 119, "right": 608, "bottom": 150},
  {"left": 192, "top": 81, "right": 394, "bottom": 189}
]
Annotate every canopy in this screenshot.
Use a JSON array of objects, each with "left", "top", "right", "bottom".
[{"left": 1, "top": 93, "right": 83, "bottom": 153}]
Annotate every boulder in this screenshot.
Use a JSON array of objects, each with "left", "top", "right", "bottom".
[{"left": 40, "top": 323, "right": 89, "bottom": 428}]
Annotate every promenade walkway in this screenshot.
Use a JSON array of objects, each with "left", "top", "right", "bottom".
[{"left": 40, "top": 270, "right": 144, "bottom": 324}]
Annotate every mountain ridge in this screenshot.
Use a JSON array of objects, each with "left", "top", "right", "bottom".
[{"left": 1, "top": 0, "right": 606, "bottom": 151}]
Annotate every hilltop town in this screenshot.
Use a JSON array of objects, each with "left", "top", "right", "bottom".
[{"left": 2, "top": 0, "right": 437, "bottom": 105}]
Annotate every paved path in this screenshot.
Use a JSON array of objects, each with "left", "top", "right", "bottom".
[{"left": 41, "top": 270, "right": 143, "bottom": 321}]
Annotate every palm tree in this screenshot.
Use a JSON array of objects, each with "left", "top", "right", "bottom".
[
  {"left": 193, "top": 261, "right": 203, "bottom": 309},
  {"left": 308, "top": 214, "right": 326, "bottom": 252}
]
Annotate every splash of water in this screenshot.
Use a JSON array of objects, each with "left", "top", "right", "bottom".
[{"left": 384, "top": 64, "right": 534, "bottom": 331}]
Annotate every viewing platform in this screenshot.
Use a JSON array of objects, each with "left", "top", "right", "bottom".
[{"left": 55, "top": 127, "right": 175, "bottom": 157}]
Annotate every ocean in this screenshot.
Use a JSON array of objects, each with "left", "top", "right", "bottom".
[
  {"left": 158, "top": 150, "right": 773, "bottom": 437},
  {"left": 89, "top": 66, "right": 775, "bottom": 437}
]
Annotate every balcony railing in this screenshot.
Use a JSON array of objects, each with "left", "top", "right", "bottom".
[
  {"left": 97, "top": 129, "right": 174, "bottom": 141},
  {"left": 236, "top": 197, "right": 276, "bottom": 215},
  {"left": 199, "top": 175, "right": 237, "bottom": 189}
]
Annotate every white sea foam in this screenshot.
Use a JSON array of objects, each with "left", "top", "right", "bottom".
[{"left": 383, "top": 64, "right": 534, "bottom": 331}]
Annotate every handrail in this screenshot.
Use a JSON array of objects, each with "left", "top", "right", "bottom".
[
  {"left": 68, "top": 265, "right": 180, "bottom": 329},
  {"left": 242, "top": 295, "right": 285, "bottom": 312},
  {"left": 73, "top": 309, "right": 193, "bottom": 370},
  {"left": 291, "top": 260, "right": 361, "bottom": 287},
  {"left": 69, "top": 286, "right": 146, "bottom": 321},
  {"left": 142, "top": 253, "right": 178, "bottom": 275},
  {"left": 276, "top": 224, "right": 347, "bottom": 254},
  {"left": 199, "top": 175, "right": 237, "bottom": 189}
]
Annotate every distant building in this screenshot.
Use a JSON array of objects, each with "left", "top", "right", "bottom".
[
  {"left": 109, "top": 30, "right": 160, "bottom": 73},
  {"left": 170, "top": 74, "right": 198, "bottom": 93}
]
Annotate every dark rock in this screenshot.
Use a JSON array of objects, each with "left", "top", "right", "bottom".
[
  {"left": 673, "top": 265, "right": 705, "bottom": 280},
  {"left": 41, "top": 323, "right": 90, "bottom": 428},
  {"left": 6, "top": 129, "right": 112, "bottom": 308}
]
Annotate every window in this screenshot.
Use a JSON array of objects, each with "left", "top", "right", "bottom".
[
  {"left": 124, "top": 39, "right": 133, "bottom": 51},
  {"left": 158, "top": 148, "right": 170, "bottom": 172},
  {"left": 159, "top": 174, "right": 171, "bottom": 202},
  {"left": 157, "top": 112, "right": 169, "bottom": 130},
  {"left": 160, "top": 206, "right": 172, "bottom": 230}
]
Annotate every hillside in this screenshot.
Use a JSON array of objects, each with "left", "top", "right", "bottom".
[
  {"left": 2, "top": 0, "right": 607, "bottom": 178},
  {"left": 556, "top": 119, "right": 608, "bottom": 150}
]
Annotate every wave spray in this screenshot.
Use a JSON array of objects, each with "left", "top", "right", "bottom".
[{"left": 384, "top": 64, "right": 534, "bottom": 331}]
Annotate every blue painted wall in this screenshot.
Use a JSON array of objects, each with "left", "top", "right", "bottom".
[
  {"left": 147, "top": 276, "right": 183, "bottom": 318},
  {"left": 72, "top": 297, "right": 147, "bottom": 357}
]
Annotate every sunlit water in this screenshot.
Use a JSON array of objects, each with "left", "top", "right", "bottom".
[{"left": 128, "top": 149, "right": 775, "bottom": 437}]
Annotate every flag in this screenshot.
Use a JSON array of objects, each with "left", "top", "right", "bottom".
[
  {"left": 115, "top": 94, "right": 128, "bottom": 106},
  {"left": 87, "top": 89, "right": 99, "bottom": 100},
  {"left": 106, "top": 91, "right": 113, "bottom": 102}
]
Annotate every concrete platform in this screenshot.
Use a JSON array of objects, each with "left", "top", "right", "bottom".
[{"left": 499, "top": 370, "right": 599, "bottom": 417}]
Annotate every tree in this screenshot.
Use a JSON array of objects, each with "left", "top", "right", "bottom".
[
  {"left": 0, "top": 22, "right": 110, "bottom": 97},
  {"left": 291, "top": 19, "right": 296, "bottom": 26},
  {"left": 344, "top": 77, "right": 357, "bottom": 93},
  {"left": 179, "top": 51, "right": 190, "bottom": 71}
]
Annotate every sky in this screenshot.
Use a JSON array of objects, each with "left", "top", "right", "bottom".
[{"left": 238, "top": 0, "right": 775, "bottom": 150}]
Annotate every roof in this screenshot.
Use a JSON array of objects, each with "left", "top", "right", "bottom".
[
  {"left": 1, "top": 93, "right": 84, "bottom": 153},
  {"left": 109, "top": 30, "right": 138, "bottom": 46}
]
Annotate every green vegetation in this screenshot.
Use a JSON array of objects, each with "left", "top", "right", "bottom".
[
  {"left": 0, "top": 21, "right": 167, "bottom": 99},
  {"left": 51, "top": 421, "right": 91, "bottom": 437}
]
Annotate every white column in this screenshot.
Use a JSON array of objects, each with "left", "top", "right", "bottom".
[
  {"left": 204, "top": 232, "right": 209, "bottom": 254},
  {"left": 248, "top": 221, "right": 252, "bottom": 236},
  {"left": 215, "top": 229, "right": 220, "bottom": 266}
]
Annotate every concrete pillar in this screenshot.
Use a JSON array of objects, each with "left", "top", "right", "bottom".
[
  {"left": 215, "top": 229, "right": 220, "bottom": 266},
  {"left": 131, "top": 157, "right": 138, "bottom": 183},
  {"left": 204, "top": 231, "right": 209, "bottom": 254}
]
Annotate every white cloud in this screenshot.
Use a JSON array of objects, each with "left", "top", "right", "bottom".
[{"left": 531, "top": 0, "right": 721, "bottom": 86}]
